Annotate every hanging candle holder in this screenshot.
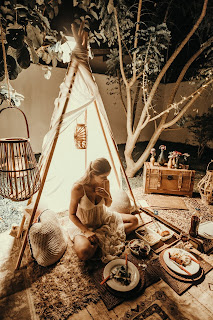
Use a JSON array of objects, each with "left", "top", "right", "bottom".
[
  {"left": 198, "top": 160, "right": 213, "bottom": 205},
  {"left": 0, "top": 106, "right": 41, "bottom": 201},
  {"left": 74, "top": 123, "right": 87, "bottom": 149}
]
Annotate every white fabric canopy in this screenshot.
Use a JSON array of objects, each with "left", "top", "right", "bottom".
[{"left": 37, "top": 46, "right": 122, "bottom": 212}]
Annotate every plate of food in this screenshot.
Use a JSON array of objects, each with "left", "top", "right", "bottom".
[
  {"left": 163, "top": 248, "right": 200, "bottom": 276},
  {"left": 198, "top": 221, "right": 213, "bottom": 239},
  {"left": 135, "top": 226, "right": 161, "bottom": 246},
  {"left": 103, "top": 258, "right": 140, "bottom": 292},
  {"left": 148, "top": 220, "right": 174, "bottom": 241},
  {"left": 128, "top": 239, "right": 151, "bottom": 257}
]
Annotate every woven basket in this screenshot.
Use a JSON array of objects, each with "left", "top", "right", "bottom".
[
  {"left": 0, "top": 106, "right": 40, "bottom": 201},
  {"left": 198, "top": 160, "right": 213, "bottom": 205}
]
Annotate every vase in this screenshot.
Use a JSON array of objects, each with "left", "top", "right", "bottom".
[
  {"left": 174, "top": 156, "right": 180, "bottom": 169},
  {"left": 172, "top": 157, "right": 176, "bottom": 167},
  {"left": 150, "top": 155, "right": 155, "bottom": 166},
  {"left": 167, "top": 158, "right": 173, "bottom": 169},
  {"left": 157, "top": 149, "right": 166, "bottom": 166}
]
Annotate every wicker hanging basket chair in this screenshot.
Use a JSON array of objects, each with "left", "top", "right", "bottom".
[
  {"left": 74, "top": 123, "right": 87, "bottom": 149},
  {"left": 0, "top": 106, "right": 41, "bottom": 201},
  {"left": 198, "top": 160, "right": 213, "bottom": 205}
]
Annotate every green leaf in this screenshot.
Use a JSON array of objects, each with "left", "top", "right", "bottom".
[
  {"left": 26, "top": 23, "right": 43, "bottom": 48},
  {"left": 36, "top": 0, "right": 45, "bottom": 5},
  {"left": 53, "top": 5, "right": 59, "bottom": 16},
  {"left": 52, "top": 55, "right": 57, "bottom": 67},
  {"left": 25, "top": 37, "right": 39, "bottom": 63},
  {"left": 89, "top": 9, "right": 98, "bottom": 20}
]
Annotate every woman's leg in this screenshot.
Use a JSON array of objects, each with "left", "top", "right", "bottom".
[
  {"left": 120, "top": 213, "right": 139, "bottom": 234},
  {"left": 73, "top": 235, "right": 98, "bottom": 260}
]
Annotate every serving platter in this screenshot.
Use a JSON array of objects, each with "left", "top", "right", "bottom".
[
  {"left": 148, "top": 221, "right": 174, "bottom": 241},
  {"left": 135, "top": 226, "right": 161, "bottom": 246},
  {"left": 103, "top": 258, "right": 140, "bottom": 292}
]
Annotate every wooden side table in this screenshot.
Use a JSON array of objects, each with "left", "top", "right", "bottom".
[{"left": 143, "top": 162, "right": 195, "bottom": 197}]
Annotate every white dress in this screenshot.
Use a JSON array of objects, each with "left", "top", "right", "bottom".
[{"left": 67, "top": 186, "right": 126, "bottom": 263}]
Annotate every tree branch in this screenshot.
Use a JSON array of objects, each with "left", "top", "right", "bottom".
[
  {"left": 132, "top": 85, "right": 140, "bottom": 129},
  {"left": 164, "top": 78, "right": 213, "bottom": 128},
  {"left": 126, "top": 86, "right": 133, "bottom": 136},
  {"left": 163, "top": 0, "right": 174, "bottom": 23},
  {"left": 132, "top": 0, "right": 143, "bottom": 81},
  {"left": 168, "top": 36, "right": 213, "bottom": 106},
  {"left": 113, "top": 7, "right": 128, "bottom": 86},
  {"left": 117, "top": 70, "right": 127, "bottom": 114},
  {"left": 142, "top": 0, "right": 208, "bottom": 112}
]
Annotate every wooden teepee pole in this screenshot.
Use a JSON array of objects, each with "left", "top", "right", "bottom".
[
  {"left": 85, "top": 109, "right": 87, "bottom": 169},
  {"left": 109, "top": 134, "right": 138, "bottom": 209},
  {"left": 15, "top": 60, "right": 79, "bottom": 270},
  {"left": 94, "top": 100, "right": 138, "bottom": 209},
  {"left": 94, "top": 101, "right": 120, "bottom": 188}
]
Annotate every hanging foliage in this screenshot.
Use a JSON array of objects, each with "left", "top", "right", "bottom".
[{"left": 0, "top": 0, "right": 63, "bottom": 80}]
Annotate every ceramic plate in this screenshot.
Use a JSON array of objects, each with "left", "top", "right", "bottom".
[
  {"left": 163, "top": 248, "right": 200, "bottom": 276},
  {"left": 198, "top": 221, "right": 213, "bottom": 239},
  {"left": 103, "top": 258, "right": 140, "bottom": 292}
]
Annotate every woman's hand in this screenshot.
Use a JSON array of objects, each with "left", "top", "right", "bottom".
[
  {"left": 84, "top": 230, "right": 99, "bottom": 245},
  {"left": 95, "top": 187, "right": 111, "bottom": 199}
]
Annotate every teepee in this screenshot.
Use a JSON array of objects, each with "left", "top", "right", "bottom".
[
  {"left": 37, "top": 42, "right": 122, "bottom": 213},
  {"left": 16, "top": 25, "right": 137, "bottom": 269}
]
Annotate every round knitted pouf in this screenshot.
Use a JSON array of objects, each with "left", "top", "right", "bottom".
[
  {"left": 28, "top": 210, "right": 67, "bottom": 267},
  {"left": 109, "top": 189, "right": 134, "bottom": 214}
]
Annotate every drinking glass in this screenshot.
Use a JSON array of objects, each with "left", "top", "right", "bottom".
[{"left": 180, "top": 232, "right": 190, "bottom": 242}]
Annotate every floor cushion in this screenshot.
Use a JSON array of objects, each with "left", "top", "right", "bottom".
[
  {"left": 109, "top": 189, "right": 134, "bottom": 214},
  {"left": 28, "top": 210, "right": 67, "bottom": 267}
]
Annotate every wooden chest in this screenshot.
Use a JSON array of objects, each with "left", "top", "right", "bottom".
[{"left": 143, "top": 162, "right": 195, "bottom": 197}]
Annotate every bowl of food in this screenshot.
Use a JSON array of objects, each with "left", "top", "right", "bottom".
[{"left": 128, "top": 239, "right": 151, "bottom": 257}]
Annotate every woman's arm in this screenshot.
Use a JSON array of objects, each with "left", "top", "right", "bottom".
[{"left": 69, "top": 184, "right": 98, "bottom": 244}]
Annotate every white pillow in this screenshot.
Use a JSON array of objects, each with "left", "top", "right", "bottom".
[{"left": 28, "top": 210, "right": 67, "bottom": 267}]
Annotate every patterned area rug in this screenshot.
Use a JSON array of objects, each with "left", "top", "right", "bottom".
[
  {"left": 24, "top": 238, "right": 100, "bottom": 319},
  {"left": 122, "top": 290, "right": 189, "bottom": 320}
]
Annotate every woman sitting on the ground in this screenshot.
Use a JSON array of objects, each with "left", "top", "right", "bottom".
[{"left": 67, "top": 157, "right": 138, "bottom": 262}]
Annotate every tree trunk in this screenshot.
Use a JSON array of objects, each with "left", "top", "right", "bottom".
[{"left": 125, "top": 120, "right": 166, "bottom": 177}]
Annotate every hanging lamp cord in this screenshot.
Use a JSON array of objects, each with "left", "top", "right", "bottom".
[{"left": 0, "top": 19, "right": 12, "bottom": 106}]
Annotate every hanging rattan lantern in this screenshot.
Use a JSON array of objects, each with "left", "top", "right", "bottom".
[
  {"left": 0, "top": 107, "right": 40, "bottom": 201},
  {"left": 198, "top": 160, "right": 213, "bottom": 205},
  {"left": 74, "top": 123, "right": 87, "bottom": 149}
]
